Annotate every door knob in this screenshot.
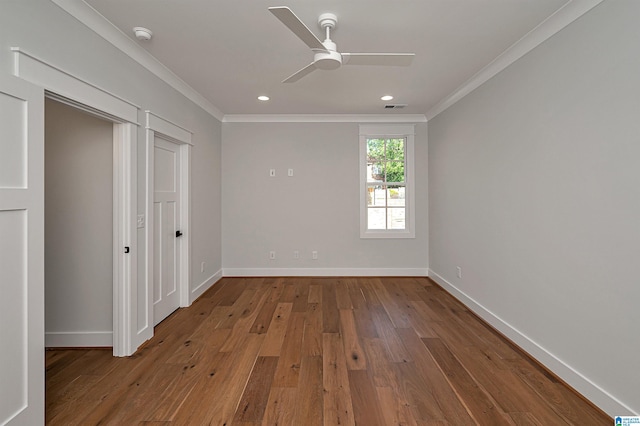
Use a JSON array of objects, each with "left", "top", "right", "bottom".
[{"left": 176, "top": 230, "right": 183, "bottom": 238}]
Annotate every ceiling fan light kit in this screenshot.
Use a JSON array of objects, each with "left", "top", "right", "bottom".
[{"left": 268, "top": 6, "right": 415, "bottom": 83}]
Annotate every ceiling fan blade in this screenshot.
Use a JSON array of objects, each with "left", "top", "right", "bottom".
[
  {"left": 269, "top": 6, "right": 326, "bottom": 51},
  {"left": 342, "top": 53, "right": 415, "bottom": 66},
  {"left": 282, "top": 62, "right": 317, "bottom": 83}
]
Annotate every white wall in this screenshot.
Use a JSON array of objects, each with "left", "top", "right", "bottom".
[
  {"left": 428, "top": 0, "right": 639, "bottom": 416},
  {"left": 45, "top": 99, "right": 113, "bottom": 346},
  {"left": 1, "top": 0, "right": 222, "bottom": 344},
  {"left": 222, "top": 122, "right": 428, "bottom": 275}
]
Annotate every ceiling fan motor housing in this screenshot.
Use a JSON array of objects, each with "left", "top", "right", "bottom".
[{"left": 315, "top": 39, "right": 341, "bottom": 70}]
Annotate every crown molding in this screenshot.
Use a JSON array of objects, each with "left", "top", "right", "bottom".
[
  {"left": 51, "top": 0, "right": 225, "bottom": 122},
  {"left": 222, "top": 114, "right": 427, "bottom": 123},
  {"left": 425, "top": 0, "right": 604, "bottom": 121}
]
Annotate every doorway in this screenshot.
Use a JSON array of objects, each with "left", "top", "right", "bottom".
[
  {"left": 44, "top": 98, "right": 113, "bottom": 347},
  {"left": 145, "top": 111, "right": 193, "bottom": 328}
]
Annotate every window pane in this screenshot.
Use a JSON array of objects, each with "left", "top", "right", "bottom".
[
  {"left": 387, "top": 207, "right": 406, "bottom": 229},
  {"left": 385, "top": 160, "right": 404, "bottom": 183},
  {"left": 367, "top": 186, "right": 386, "bottom": 207},
  {"left": 367, "top": 161, "right": 385, "bottom": 183},
  {"left": 368, "top": 208, "right": 386, "bottom": 229},
  {"left": 387, "top": 139, "right": 405, "bottom": 161},
  {"left": 367, "top": 139, "right": 385, "bottom": 160},
  {"left": 387, "top": 185, "right": 405, "bottom": 207}
]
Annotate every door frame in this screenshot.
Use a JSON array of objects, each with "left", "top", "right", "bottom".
[
  {"left": 145, "top": 111, "right": 192, "bottom": 326},
  {"left": 12, "top": 48, "right": 144, "bottom": 356}
]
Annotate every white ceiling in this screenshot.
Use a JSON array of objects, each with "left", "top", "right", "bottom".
[{"left": 82, "top": 0, "right": 571, "bottom": 116}]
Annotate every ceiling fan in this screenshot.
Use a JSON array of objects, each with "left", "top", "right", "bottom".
[{"left": 269, "top": 6, "right": 415, "bottom": 83}]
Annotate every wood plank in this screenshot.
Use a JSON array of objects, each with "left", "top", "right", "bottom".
[
  {"left": 392, "top": 361, "right": 446, "bottom": 422},
  {"left": 352, "top": 305, "right": 379, "bottom": 339},
  {"left": 370, "top": 304, "right": 412, "bottom": 363},
  {"left": 339, "top": 309, "right": 367, "bottom": 370},
  {"left": 335, "top": 278, "right": 353, "bottom": 309},
  {"left": 308, "top": 284, "right": 322, "bottom": 303},
  {"left": 395, "top": 328, "right": 476, "bottom": 425},
  {"left": 302, "top": 302, "right": 323, "bottom": 356},
  {"left": 357, "top": 278, "right": 382, "bottom": 307},
  {"left": 272, "top": 312, "right": 305, "bottom": 387},
  {"left": 422, "top": 337, "right": 513, "bottom": 425},
  {"left": 279, "top": 282, "right": 297, "bottom": 303},
  {"left": 510, "top": 412, "right": 543, "bottom": 425},
  {"left": 322, "top": 281, "right": 340, "bottom": 333},
  {"left": 164, "top": 307, "right": 231, "bottom": 364},
  {"left": 219, "top": 287, "right": 270, "bottom": 352},
  {"left": 348, "top": 370, "right": 385, "bottom": 426},
  {"left": 261, "top": 387, "right": 297, "bottom": 426},
  {"left": 322, "top": 333, "right": 356, "bottom": 426},
  {"left": 405, "top": 300, "right": 439, "bottom": 338},
  {"left": 362, "top": 338, "right": 396, "bottom": 388},
  {"left": 376, "top": 385, "right": 418, "bottom": 426},
  {"left": 214, "top": 277, "right": 250, "bottom": 306},
  {"left": 182, "top": 334, "right": 265, "bottom": 425},
  {"left": 259, "top": 302, "right": 293, "bottom": 357},
  {"left": 292, "top": 356, "right": 323, "bottom": 426},
  {"left": 249, "top": 299, "right": 278, "bottom": 334},
  {"left": 291, "top": 279, "right": 310, "bottom": 312},
  {"left": 233, "top": 356, "right": 279, "bottom": 423},
  {"left": 372, "top": 278, "right": 413, "bottom": 328}
]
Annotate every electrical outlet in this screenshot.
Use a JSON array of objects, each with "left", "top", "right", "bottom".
[
  {"left": 312, "top": 251, "right": 318, "bottom": 260},
  {"left": 293, "top": 250, "right": 299, "bottom": 259},
  {"left": 270, "top": 251, "right": 276, "bottom": 260},
  {"left": 201, "top": 262, "right": 205, "bottom": 273},
  {"left": 288, "top": 168, "right": 294, "bottom": 177},
  {"left": 456, "top": 266, "right": 462, "bottom": 279},
  {"left": 137, "top": 214, "right": 145, "bottom": 228}
]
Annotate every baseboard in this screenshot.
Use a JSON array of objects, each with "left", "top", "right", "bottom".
[
  {"left": 222, "top": 267, "right": 429, "bottom": 277},
  {"left": 45, "top": 331, "right": 112, "bottom": 347},
  {"left": 428, "top": 269, "right": 635, "bottom": 417},
  {"left": 190, "top": 268, "right": 223, "bottom": 302}
]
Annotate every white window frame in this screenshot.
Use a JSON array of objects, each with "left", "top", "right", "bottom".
[{"left": 359, "top": 124, "right": 415, "bottom": 239}]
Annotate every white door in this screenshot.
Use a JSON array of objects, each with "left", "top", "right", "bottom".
[
  {"left": 0, "top": 75, "right": 44, "bottom": 424},
  {"left": 153, "top": 137, "right": 182, "bottom": 325}
]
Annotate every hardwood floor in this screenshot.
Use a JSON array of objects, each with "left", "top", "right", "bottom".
[{"left": 46, "top": 277, "right": 610, "bottom": 425}]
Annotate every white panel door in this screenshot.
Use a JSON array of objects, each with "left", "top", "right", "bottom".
[
  {"left": 0, "top": 75, "right": 44, "bottom": 424},
  {"left": 153, "top": 137, "right": 181, "bottom": 325}
]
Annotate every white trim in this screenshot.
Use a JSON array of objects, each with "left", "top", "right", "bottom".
[
  {"left": 223, "top": 268, "right": 428, "bottom": 277},
  {"left": 180, "top": 143, "right": 192, "bottom": 306},
  {"left": 112, "top": 123, "right": 138, "bottom": 357},
  {"left": 45, "top": 331, "right": 112, "bottom": 348},
  {"left": 359, "top": 124, "right": 416, "bottom": 239},
  {"left": 13, "top": 48, "right": 140, "bottom": 357},
  {"left": 146, "top": 111, "right": 193, "bottom": 145},
  {"left": 425, "top": 0, "right": 604, "bottom": 120},
  {"left": 50, "top": 0, "right": 224, "bottom": 121},
  {"left": 223, "top": 114, "right": 427, "bottom": 123},
  {"left": 191, "top": 269, "right": 224, "bottom": 302},
  {"left": 427, "top": 269, "right": 635, "bottom": 417},
  {"left": 12, "top": 48, "right": 139, "bottom": 124}
]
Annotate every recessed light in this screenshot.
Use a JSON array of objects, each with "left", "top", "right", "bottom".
[
  {"left": 258, "top": 95, "right": 270, "bottom": 101},
  {"left": 381, "top": 95, "right": 394, "bottom": 101}
]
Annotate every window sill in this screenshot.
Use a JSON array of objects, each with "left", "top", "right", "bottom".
[{"left": 360, "top": 230, "right": 415, "bottom": 239}]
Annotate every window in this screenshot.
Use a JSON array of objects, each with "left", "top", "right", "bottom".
[{"left": 359, "top": 124, "right": 415, "bottom": 238}]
